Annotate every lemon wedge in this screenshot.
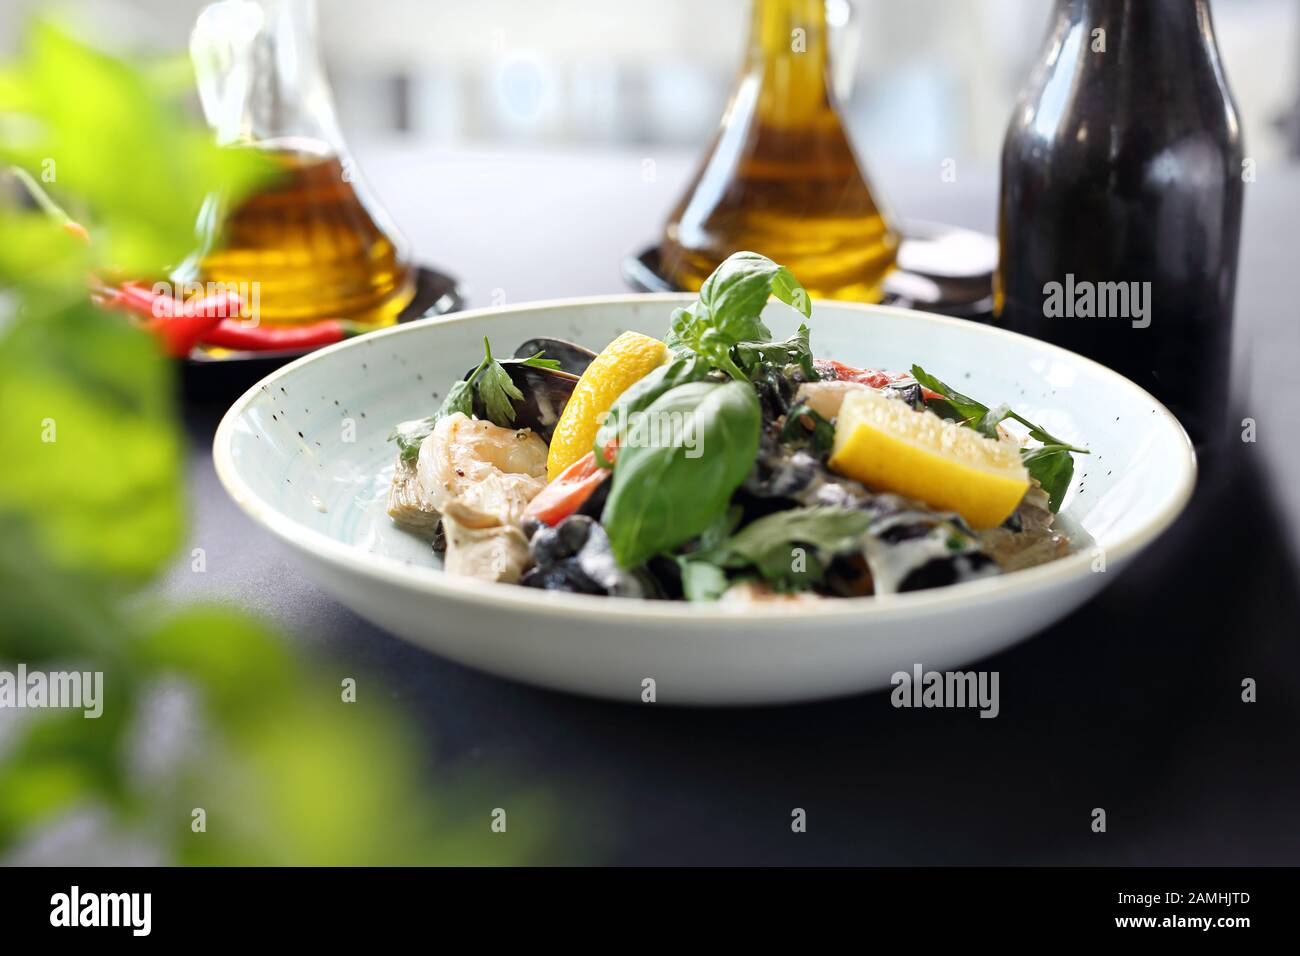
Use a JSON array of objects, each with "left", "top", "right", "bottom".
[
  {"left": 546, "top": 330, "right": 667, "bottom": 480},
  {"left": 827, "top": 388, "right": 1029, "bottom": 529}
]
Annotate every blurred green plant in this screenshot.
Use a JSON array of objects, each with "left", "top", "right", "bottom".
[{"left": 0, "top": 21, "right": 560, "bottom": 864}]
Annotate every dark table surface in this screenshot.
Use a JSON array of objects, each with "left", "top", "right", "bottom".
[{"left": 168, "top": 148, "right": 1300, "bottom": 865}]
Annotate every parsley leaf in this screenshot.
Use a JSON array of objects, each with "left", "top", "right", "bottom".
[
  {"left": 389, "top": 339, "right": 564, "bottom": 459},
  {"left": 477, "top": 336, "right": 524, "bottom": 425},
  {"left": 1020, "top": 444, "right": 1078, "bottom": 514}
]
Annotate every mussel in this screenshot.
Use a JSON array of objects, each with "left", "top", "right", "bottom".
[
  {"left": 466, "top": 359, "right": 579, "bottom": 442},
  {"left": 521, "top": 515, "right": 658, "bottom": 597},
  {"left": 514, "top": 337, "right": 597, "bottom": 376}
]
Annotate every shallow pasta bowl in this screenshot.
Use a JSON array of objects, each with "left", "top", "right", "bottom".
[{"left": 213, "top": 295, "right": 1195, "bottom": 705}]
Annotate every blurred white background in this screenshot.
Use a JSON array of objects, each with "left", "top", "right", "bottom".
[{"left": 3, "top": 0, "right": 1297, "bottom": 166}]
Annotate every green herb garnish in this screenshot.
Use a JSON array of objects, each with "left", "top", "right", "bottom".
[
  {"left": 682, "top": 506, "right": 875, "bottom": 598},
  {"left": 389, "top": 339, "right": 560, "bottom": 461},
  {"left": 604, "top": 253, "right": 817, "bottom": 567},
  {"left": 733, "top": 323, "right": 818, "bottom": 382},
  {"left": 477, "top": 337, "right": 524, "bottom": 424},
  {"left": 666, "top": 252, "right": 812, "bottom": 381}
]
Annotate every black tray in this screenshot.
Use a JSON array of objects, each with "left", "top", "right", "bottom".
[
  {"left": 180, "top": 263, "right": 465, "bottom": 403},
  {"left": 623, "top": 220, "right": 996, "bottom": 320}
]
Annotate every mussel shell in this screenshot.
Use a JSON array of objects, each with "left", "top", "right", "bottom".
[
  {"left": 466, "top": 359, "right": 579, "bottom": 442},
  {"left": 514, "top": 337, "right": 597, "bottom": 376},
  {"left": 521, "top": 515, "right": 655, "bottom": 598}
]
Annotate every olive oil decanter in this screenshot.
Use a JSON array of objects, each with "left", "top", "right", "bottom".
[
  {"left": 180, "top": 0, "right": 414, "bottom": 327},
  {"left": 660, "top": 0, "right": 898, "bottom": 301}
]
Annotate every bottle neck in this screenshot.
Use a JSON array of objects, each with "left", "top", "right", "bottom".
[
  {"left": 1050, "top": 0, "right": 1224, "bottom": 81},
  {"left": 743, "top": 0, "right": 834, "bottom": 120},
  {"left": 193, "top": 0, "right": 341, "bottom": 149},
  {"left": 1064, "top": 0, "right": 1212, "bottom": 32}
]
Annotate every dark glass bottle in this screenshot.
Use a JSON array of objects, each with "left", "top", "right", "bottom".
[{"left": 995, "top": 0, "right": 1243, "bottom": 447}]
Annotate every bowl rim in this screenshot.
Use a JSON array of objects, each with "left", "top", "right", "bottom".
[{"left": 213, "top": 293, "right": 1197, "bottom": 626}]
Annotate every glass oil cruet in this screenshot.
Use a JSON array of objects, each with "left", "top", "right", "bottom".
[
  {"left": 659, "top": 0, "right": 898, "bottom": 302},
  {"left": 178, "top": 0, "right": 414, "bottom": 327}
]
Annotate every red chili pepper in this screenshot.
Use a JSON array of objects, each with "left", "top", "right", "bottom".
[
  {"left": 200, "top": 318, "right": 359, "bottom": 352},
  {"left": 100, "top": 281, "right": 175, "bottom": 319},
  {"left": 145, "top": 294, "right": 238, "bottom": 358},
  {"left": 815, "top": 359, "right": 942, "bottom": 401},
  {"left": 98, "top": 280, "right": 360, "bottom": 355},
  {"left": 101, "top": 282, "right": 242, "bottom": 357},
  {"left": 523, "top": 444, "right": 617, "bottom": 527}
]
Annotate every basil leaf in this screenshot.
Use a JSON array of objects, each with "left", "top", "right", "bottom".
[
  {"left": 770, "top": 266, "right": 812, "bottom": 318},
  {"left": 724, "top": 506, "right": 873, "bottom": 572},
  {"left": 1021, "top": 444, "right": 1077, "bottom": 513},
  {"left": 602, "top": 379, "right": 760, "bottom": 568},
  {"left": 699, "top": 251, "right": 811, "bottom": 325},
  {"left": 696, "top": 503, "right": 744, "bottom": 551},
  {"left": 593, "top": 355, "right": 711, "bottom": 466},
  {"left": 666, "top": 302, "right": 750, "bottom": 381},
  {"left": 680, "top": 506, "right": 874, "bottom": 598}
]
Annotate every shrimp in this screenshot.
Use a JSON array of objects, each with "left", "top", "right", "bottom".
[
  {"left": 384, "top": 412, "right": 549, "bottom": 583},
  {"left": 416, "top": 412, "right": 548, "bottom": 528}
]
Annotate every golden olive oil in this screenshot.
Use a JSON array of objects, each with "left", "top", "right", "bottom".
[
  {"left": 191, "top": 140, "right": 414, "bottom": 327},
  {"left": 660, "top": 0, "right": 898, "bottom": 301}
]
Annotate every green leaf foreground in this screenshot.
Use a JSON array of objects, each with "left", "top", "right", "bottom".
[{"left": 1, "top": 22, "right": 563, "bottom": 864}]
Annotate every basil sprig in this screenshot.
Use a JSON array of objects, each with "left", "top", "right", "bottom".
[
  {"left": 910, "top": 364, "right": 1088, "bottom": 512},
  {"left": 667, "top": 252, "right": 812, "bottom": 381}
]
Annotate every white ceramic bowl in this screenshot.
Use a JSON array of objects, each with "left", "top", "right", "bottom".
[{"left": 214, "top": 295, "right": 1195, "bottom": 705}]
